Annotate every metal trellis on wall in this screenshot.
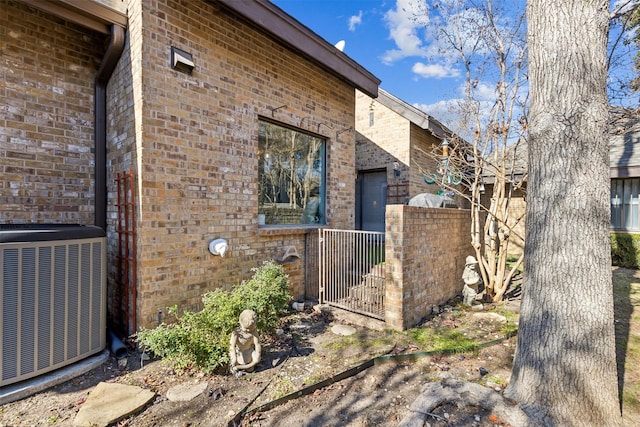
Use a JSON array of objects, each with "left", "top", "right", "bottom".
[{"left": 115, "top": 167, "right": 137, "bottom": 336}]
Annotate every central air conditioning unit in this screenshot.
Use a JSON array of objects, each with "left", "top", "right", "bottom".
[{"left": 1, "top": 225, "right": 106, "bottom": 387}]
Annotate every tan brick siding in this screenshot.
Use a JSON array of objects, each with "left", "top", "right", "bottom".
[
  {"left": 107, "top": 0, "right": 357, "bottom": 328},
  {"left": 355, "top": 91, "right": 441, "bottom": 204},
  {"left": 104, "top": 0, "right": 142, "bottom": 331},
  {"left": 0, "top": 1, "right": 106, "bottom": 224},
  {"left": 3, "top": 0, "right": 359, "bottom": 331},
  {"left": 385, "top": 205, "right": 473, "bottom": 330},
  {"left": 355, "top": 90, "right": 409, "bottom": 184},
  {"left": 409, "top": 124, "right": 443, "bottom": 197}
]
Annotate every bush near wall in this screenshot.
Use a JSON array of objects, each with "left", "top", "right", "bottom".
[
  {"left": 611, "top": 233, "right": 640, "bottom": 268},
  {"left": 135, "top": 261, "right": 292, "bottom": 373}
]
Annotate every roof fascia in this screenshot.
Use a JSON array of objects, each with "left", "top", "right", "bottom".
[
  {"left": 212, "top": 0, "right": 380, "bottom": 98},
  {"left": 611, "top": 166, "right": 640, "bottom": 178},
  {"left": 375, "top": 89, "right": 453, "bottom": 141},
  {"left": 25, "top": 0, "right": 127, "bottom": 34}
]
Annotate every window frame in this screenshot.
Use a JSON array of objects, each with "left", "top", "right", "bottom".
[
  {"left": 611, "top": 178, "right": 640, "bottom": 231},
  {"left": 258, "top": 117, "right": 327, "bottom": 227}
]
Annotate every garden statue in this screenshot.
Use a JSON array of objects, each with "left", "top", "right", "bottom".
[
  {"left": 462, "top": 255, "right": 481, "bottom": 306},
  {"left": 229, "top": 309, "right": 261, "bottom": 376}
]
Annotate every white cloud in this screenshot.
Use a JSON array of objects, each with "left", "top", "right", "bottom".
[
  {"left": 381, "top": 0, "right": 430, "bottom": 64},
  {"left": 414, "top": 79, "right": 526, "bottom": 143},
  {"left": 412, "top": 62, "right": 460, "bottom": 79},
  {"left": 413, "top": 99, "right": 480, "bottom": 142},
  {"left": 471, "top": 81, "right": 495, "bottom": 102},
  {"left": 414, "top": 95, "right": 493, "bottom": 143},
  {"left": 348, "top": 11, "right": 363, "bottom": 32},
  {"left": 414, "top": 100, "right": 460, "bottom": 127}
]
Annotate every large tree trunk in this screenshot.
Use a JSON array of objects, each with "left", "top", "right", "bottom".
[{"left": 504, "top": 1, "right": 621, "bottom": 425}]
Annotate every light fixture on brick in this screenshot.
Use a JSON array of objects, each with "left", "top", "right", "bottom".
[
  {"left": 171, "top": 46, "right": 194, "bottom": 74},
  {"left": 393, "top": 161, "right": 401, "bottom": 177},
  {"left": 208, "top": 238, "right": 228, "bottom": 257}
]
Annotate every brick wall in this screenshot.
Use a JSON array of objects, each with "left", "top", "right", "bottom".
[
  {"left": 2, "top": 0, "right": 361, "bottom": 332},
  {"left": 355, "top": 90, "right": 409, "bottom": 185},
  {"left": 0, "top": 1, "right": 106, "bottom": 224},
  {"left": 409, "top": 124, "right": 444, "bottom": 198},
  {"left": 106, "top": 0, "right": 358, "bottom": 328},
  {"left": 355, "top": 90, "right": 441, "bottom": 202},
  {"left": 104, "top": 0, "right": 142, "bottom": 331},
  {"left": 385, "top": 205, "right": 473, "bottom": 330}
]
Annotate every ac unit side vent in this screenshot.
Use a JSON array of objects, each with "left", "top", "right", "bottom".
[{"left": 1, "top": 237, "right": 106, "bottom": 387}]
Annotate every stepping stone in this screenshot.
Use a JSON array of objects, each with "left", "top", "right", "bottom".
[
  {"left": 73, "top": 382, "right": 155, "bottom": 427},
  {"left": 331, "top": 324, "right": 357, "bottom": 336},
  {"left": 166, "top": 381, "right": 208, "bottom": 402},
  {"left": 471, "top": 312, "right": 507, "bottom": 323}
]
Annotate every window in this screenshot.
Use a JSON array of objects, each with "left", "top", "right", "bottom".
[
  {"left": 258, "top": 119, "right": 326, "bottom": 225},
  {"left": 611, "top": 178, "right": 640, "bottom": 230}
]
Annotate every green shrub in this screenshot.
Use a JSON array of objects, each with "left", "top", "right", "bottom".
[
  {"left": 611, "top": 233, "right": 640, "bottom": 268},
  {"left": 135, "top": 261, "right": 292, "bottom": 373}
]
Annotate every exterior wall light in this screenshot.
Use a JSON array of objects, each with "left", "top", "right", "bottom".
[
  {"left": 171, "top": 46, "right": 194, "bottom": 74},
  {"left": 209, "top": 238, "right": 229, "bottom": 257}
]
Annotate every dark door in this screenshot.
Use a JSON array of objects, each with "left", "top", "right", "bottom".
[{"left": 358, "top": 170, "right": 387, "bottom": 232}]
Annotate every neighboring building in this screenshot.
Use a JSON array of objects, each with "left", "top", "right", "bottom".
[
  {"left": 354, "top": 88, "right": 465, "bottom": 232},
  {"left": 609, "top": 107, "right": 640, "bottom": 231},
  {"left": 1, "top": 0, "right": 380, "bottom": 334},
  {"left": 481, "top": 107, "right": 640, "bottom": 256}
]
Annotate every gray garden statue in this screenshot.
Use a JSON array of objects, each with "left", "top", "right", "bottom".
[
  {"left": 462, "top": 256, "right": 481, "bottom": 306},
  {"left": 229, "top": 309, "right": 261, "bottom": 376}
]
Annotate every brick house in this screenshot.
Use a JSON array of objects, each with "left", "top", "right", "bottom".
[
  {"left": 1, "top": 0, "right": 380, "bottom": 334},
  {"left": 354, "top": 88, "right": 466, "bottom": 231}
]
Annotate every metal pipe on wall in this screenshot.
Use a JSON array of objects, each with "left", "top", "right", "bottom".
[{"left": 95, "top": 24, "right": 125, "bottom": 230}]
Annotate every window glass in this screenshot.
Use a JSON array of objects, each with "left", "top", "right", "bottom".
[
  {"left": 632, "top": 179, "right": 639, "bottom": 229},
  {"left": 258, "top": 120, "right": 326, "bottom": 225},
  {"left": 611, "top": 178, "right": 640, "bottom": 231},
  {"left": 624, "top": 180, "right": 632, "bottom": 230},
  {"left": 611, "top": 180, "right": 622, "bottom": 229}
]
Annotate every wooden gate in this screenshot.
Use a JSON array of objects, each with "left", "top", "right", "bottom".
[{"left": 319, "top": 229, "right": 385, "bottom": 320}]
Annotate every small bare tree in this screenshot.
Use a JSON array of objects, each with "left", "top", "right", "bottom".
[
  {"left": 420, "top": 0, "right": 528, "bottom": 301},
  {"left": 608, "top": 0, "right": 640, "bottom": 100}
]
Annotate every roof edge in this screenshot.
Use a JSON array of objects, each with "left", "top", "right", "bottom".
[
  {"left": 26, "top": 0, "right": 127, "bottom": 34},
  {"left": 375, "top": 88, "right": 454, "bottom": 141},
  {"left": 212, "top": 0, "right": 380, "bottom": 98}
]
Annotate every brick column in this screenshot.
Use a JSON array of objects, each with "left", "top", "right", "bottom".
[{"left": 384, "top": 205, "right": 473, "bottom": 330}]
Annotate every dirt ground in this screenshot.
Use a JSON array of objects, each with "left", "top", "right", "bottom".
[
  {"left": 1, "top": 301, "right": 519, "bottom": 427},
  {"left": 1, "top": 271, "right": 639, "bottom": 427}
]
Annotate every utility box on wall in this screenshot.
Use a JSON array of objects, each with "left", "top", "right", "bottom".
[{"left": 0, "top": 225, "right": 106, "bottom": 387}]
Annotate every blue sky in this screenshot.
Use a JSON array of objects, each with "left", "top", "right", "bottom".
[
  {"left": 271, "top": 0, "right": 637, "bottom": 131},
  {"left": 270, "top": 0, "right": 517, "bottom": 129}
]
